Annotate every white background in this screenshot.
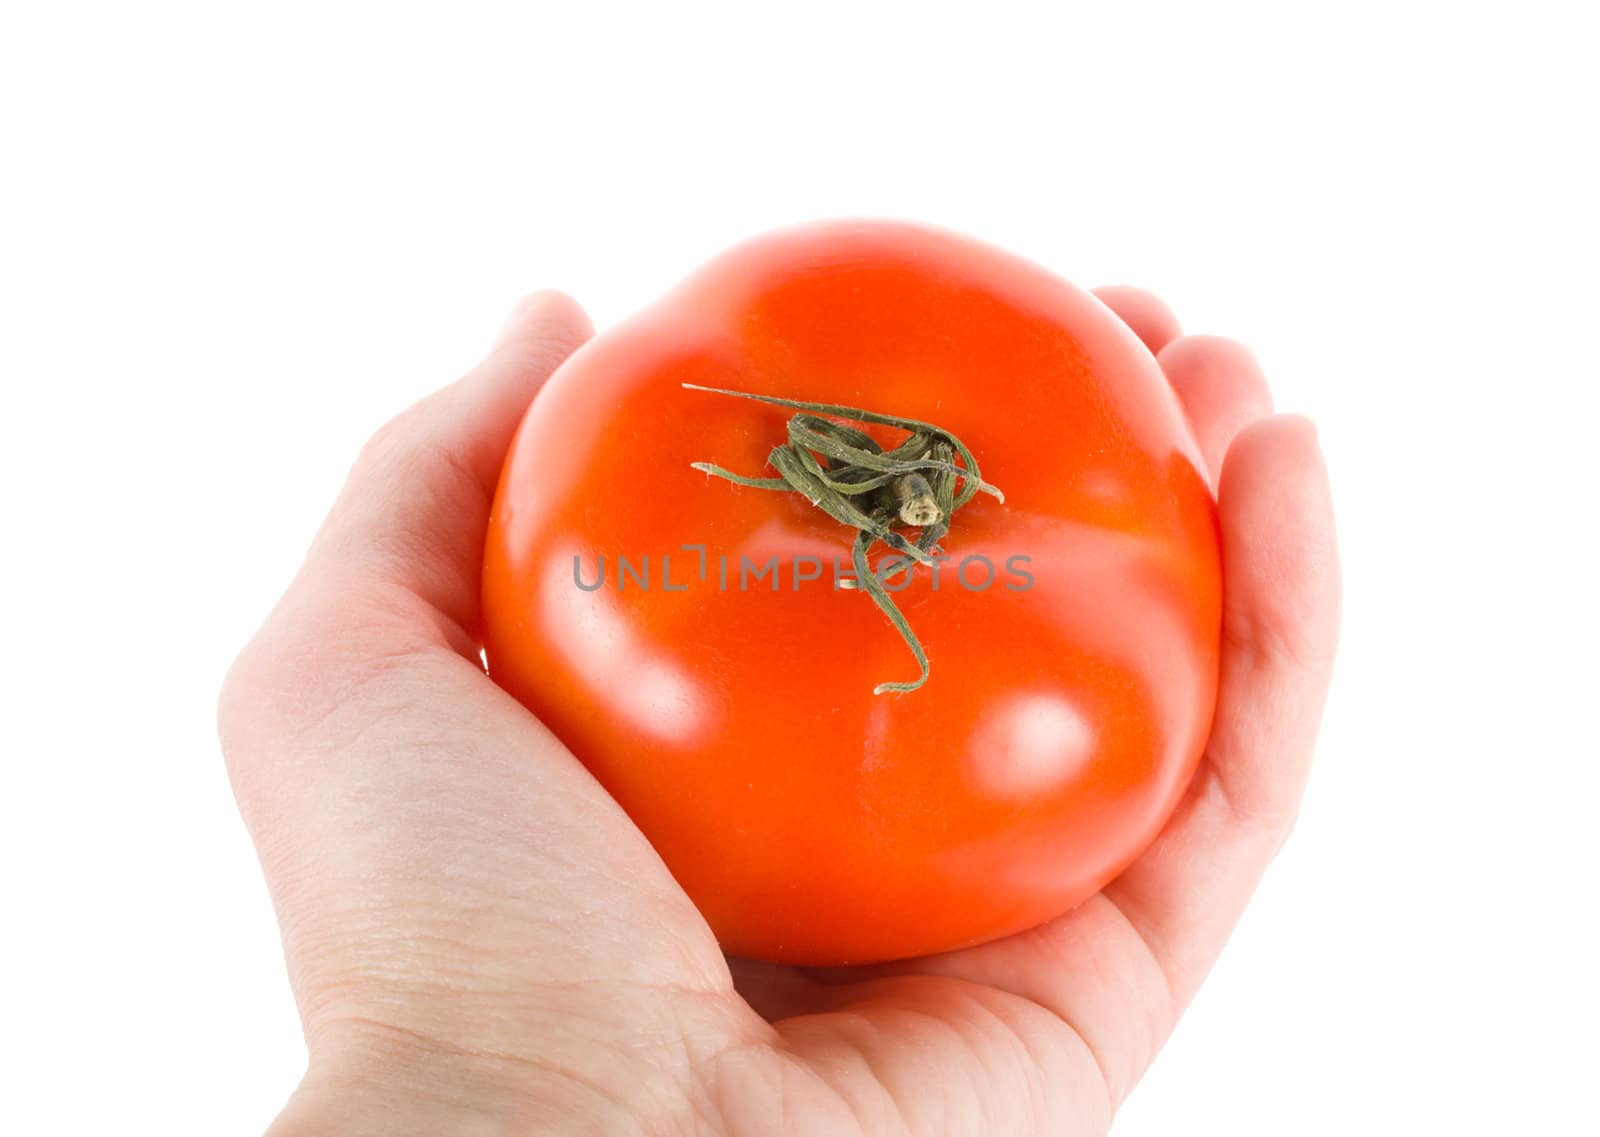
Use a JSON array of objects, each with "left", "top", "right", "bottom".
[{"left": 3, "top": 2, "right": 1596, "bottom": 1133}]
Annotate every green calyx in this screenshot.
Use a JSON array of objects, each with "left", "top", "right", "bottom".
[{"left": 684, "top": 383, "right": 1003, "bottom": 695}]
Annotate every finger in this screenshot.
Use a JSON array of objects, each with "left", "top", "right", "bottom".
[
  {"left": 1156, "top": 335, "right": 1273, "bottom": 480},
  {"left": 218, "top": 289, "right": 595, "bottom": 851},
  {"left": 219, "top": 292, "right": 592, "bottom": 780},
  {"left": 1092, "top": 285, "right": 1182, "bottom": 354},
  {"left": 1102, "top": 413, "right": 1339, "bottom": 1000},
  {"left": 305, "top": 291, "right": 592, "bottom": 640},
  {"left": 851, "top": 414, "right": 1338, "bottom": 1103}
]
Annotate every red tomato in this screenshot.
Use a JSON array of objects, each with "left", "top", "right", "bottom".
[{"left": 482, "top": 220, "right": 1220, "bottom": 965}]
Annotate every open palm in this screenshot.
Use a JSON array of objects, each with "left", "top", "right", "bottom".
[{"left": 221, "top": 289, "right": 1339, "bottom": 1136}]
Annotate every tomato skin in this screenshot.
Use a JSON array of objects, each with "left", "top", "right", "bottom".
[{"left": 482, "top": 220, "right": 1220, "bottom": 965}]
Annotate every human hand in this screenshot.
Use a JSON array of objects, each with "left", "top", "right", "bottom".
[{"left": 219, "top": 287, "right": 1338, "bottom": 1136}]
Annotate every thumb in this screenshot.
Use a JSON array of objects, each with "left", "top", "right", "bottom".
[{"left": 303, "top": 291, "right": 593, "bottom": 637}]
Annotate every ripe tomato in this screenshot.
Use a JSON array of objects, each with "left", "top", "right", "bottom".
[{"left": 482, "top": 220, "right": 1221, "bottom": 965}]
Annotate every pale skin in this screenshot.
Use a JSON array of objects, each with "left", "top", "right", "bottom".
[{"left": 220, "top": 287, "right": 1340, "bottom": 1136}]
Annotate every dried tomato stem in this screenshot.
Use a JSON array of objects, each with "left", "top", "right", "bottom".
[{"left": 684, "top": 383, "right": 1001, "bottom": 694}]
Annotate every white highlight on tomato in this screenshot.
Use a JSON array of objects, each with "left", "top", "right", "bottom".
[
  {"left": 968, "top": 692, "right": 1097, "bottom": 797},
  {"left": 541, "top": 549, "right": 710, "bottom": 745}
]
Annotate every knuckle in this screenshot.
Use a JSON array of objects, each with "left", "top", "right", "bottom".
[
  {"left": 215, "top": 584, "right": 439, "bottom": 766},
  {"left": 356, "top": 399, "right": 435, "bottom": 474},
  {"left": 215, "top": 640, "right": 260, "bottom": 752},
  {"left": 1222, "top": 600, "right": 1337, "bottom": 674},
  {"left": 353, "top": 394, "right": 482, "bottom": 501}
]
